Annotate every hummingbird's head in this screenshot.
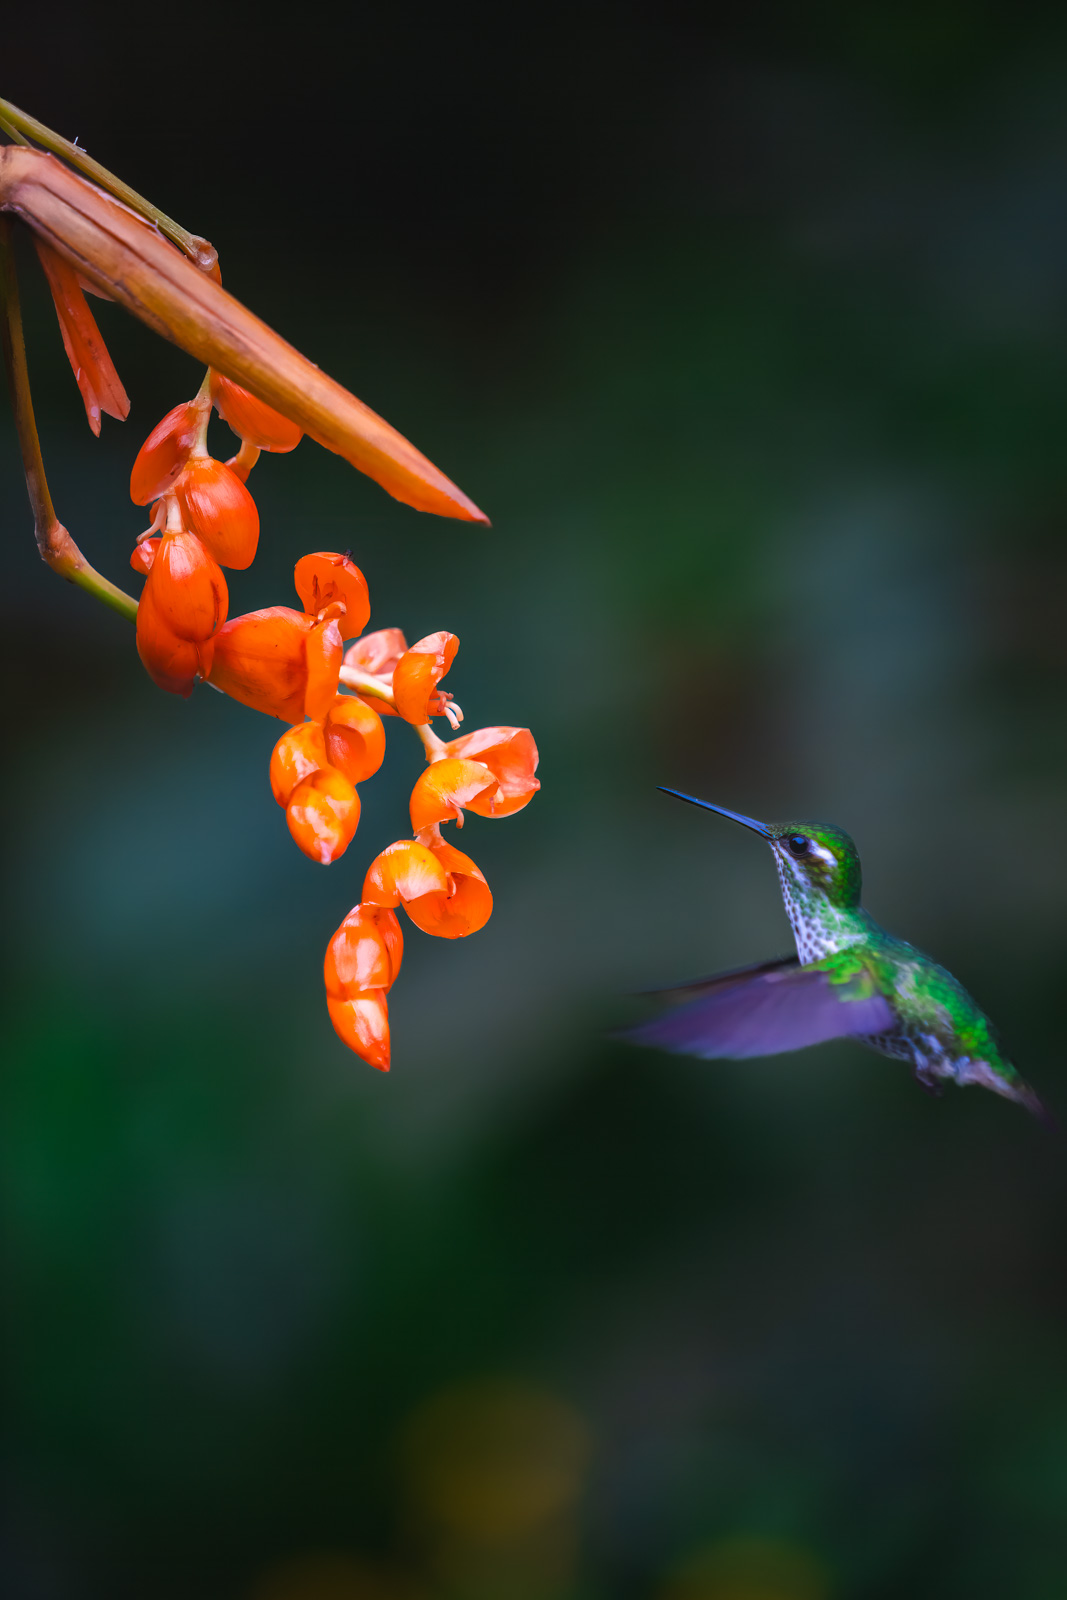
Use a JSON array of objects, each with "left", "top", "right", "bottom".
[
  {"left": 658, "top": 791, "right": 862, "bottom": 910},
  {"left": 765, "top": 820, "right": 862, "bottom": 910}
]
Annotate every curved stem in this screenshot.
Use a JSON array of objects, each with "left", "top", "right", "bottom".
[
  {"left": 338, "top": 664, "right": 396, "bottom": 705},
  {"left": 415, "top": 721, "right": 449, "bottom": 761},
  {"left": 0, "top": 96, "right": 217, "bottom": 273},
  {"left": 0, "top": 218, "right": 138, "bottom": 623}
]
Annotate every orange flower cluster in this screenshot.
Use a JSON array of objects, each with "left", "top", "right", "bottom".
[
  {"left": 4, "top": 123, "right": 532, "bottom": 1078},
  {"left": 128, "top": 371, "right": 301, "bottom": 695},
  {"left": 124, "top": 380, "right": 539, "bottom": 1069}
]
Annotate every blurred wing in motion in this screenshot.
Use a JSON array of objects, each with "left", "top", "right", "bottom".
[
  {"left": 640, "top": 954, "right": 800, "bottom": 1003},
  {"left": 620, "top": 959, "right": 894, "bottom": 1059}
]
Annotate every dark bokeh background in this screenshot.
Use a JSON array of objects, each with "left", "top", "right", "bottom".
[{"left": 4, "top": 5, "right": 1067, "bottom": 1597}]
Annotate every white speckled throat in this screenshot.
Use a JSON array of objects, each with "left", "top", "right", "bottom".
[{"left": 771, "top": 842, "right": 867, "bottom": 964}]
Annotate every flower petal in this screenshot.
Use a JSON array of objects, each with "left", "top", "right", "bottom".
[
  {"left": 409, "top": 757, "right": 497, "bottom": 832},
  {"left": 208, "top": 606, "right": 311, "bottom": 721},
  {"left": 326, "top": 992, "right": 391, "bottom": 1070},
  {"left": 392, "top": 631, "right": 459, "bottom": 724},
  {"left": 344, "top": 627, "right": 408, "bottom": 678},
  {"left": 146, "top": 530, "right": 227, "bottom": 642},
  {"left": 362, "top": 840, "right": 450, "bottom": 907},
  {"left": 293, "top": 552, "right": 371, "bottom": 638},
  {"left": 324, "top": 904, "right": 403, "bottom": 998},
  {"left": 175, "top": 457, "right": 259, "bottom": 568},
  {"left": 324, "top": 695, "right": 386, "bottom": 784},
  {"left": 446, "top": 726, "right": 540, "bottom": 818},
  {"left": 404, "top": 841, "right": 493, "bottom": 939},
  {"left": 304, "top": 615, "right": 345, "bottom": 722},
  {"left": 212, "top": 373, "right": 302, "bottom": 452},
  {"left": 130, "top": 535, "right": 160, "bottom": 575},
  {"left": 285, "top": 767, "right": 360, "bottom": 864},
  {"left": 136, "top": 584, "right": 211, "bottom": 697},
  {"left": 269, "top": 721, "right": 328, "bottom": 806},
  {"left": 131, "top": 402, "right": 202, "bottom": 504}
]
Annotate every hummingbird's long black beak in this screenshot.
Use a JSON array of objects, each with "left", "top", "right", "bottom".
[{"left": 657, "top": 787, "right": 772, "bottom": 837}]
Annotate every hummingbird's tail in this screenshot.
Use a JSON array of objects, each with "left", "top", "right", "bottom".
[{"left": 966, "top": 1061, "right": 1057, "bottom": 1130}]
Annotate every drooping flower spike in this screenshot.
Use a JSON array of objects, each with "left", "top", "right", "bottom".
[{"left": 0, "top": 102, "right": 537, "bottom": 1074}]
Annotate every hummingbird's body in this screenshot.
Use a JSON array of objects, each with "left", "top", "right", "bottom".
[{"left": 623, "top": 793, "right": 1044, "bottom": 1117}]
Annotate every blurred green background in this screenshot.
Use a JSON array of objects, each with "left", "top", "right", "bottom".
[{"left": 3, "top": 5, "right": 1067, "bottom": 1596}]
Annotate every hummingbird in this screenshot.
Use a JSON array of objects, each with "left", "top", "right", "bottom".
[{"left": 621, "top": 790, "right": 1046, "bottom": 1118}]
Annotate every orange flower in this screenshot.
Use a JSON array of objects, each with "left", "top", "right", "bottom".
[
  {"left": 443, "top": 726, "right": 540, "bottom": 818},
  {"left": 209, "top": 606, "right": 313, "bottom": 720},
  {"left": 269, "top": 720, "right": 329, "bottom": 805},
  {"left": 35, "top": 239, "right": 129, "bottom": 437},
  {"left": 345, "top": 627, "right": 407, "bottom": 678},
  {"left": 323, "top": 695, "right": 386, "bottom": 784},
  {"left": 209, "top": 604, "right": 343, "bottom": 722},
  {"left": 294, "top": 552, "right": 370, "bottom": 640},
  {"left": 409, "top": 757, "right": 497, "bottom": 832},
  {"left": 324, "top": 903, "right": 403, "bottom": 996},
  {"left": 268, "top": 699, "right": 381, "bottom": 865},
  {"left": 135, "top": 583, "right": 213, "bottom": 698},
  {"left": 324, "top": 903, "right": 404, "bottom": 1070},
  {"left": 404, "top": 839, "right": 493, "bottom": 939},
  {"left": 174, "top": 456, "right": 259, "bottom": 569},
  {"left": 212, "top": 372, "right": 302, "bottom": 452},
  {"left": 363, "top": 836, "right": 492, "bottom": 939},
  {"left": 363, "top": 840, "right": 451, "bottom": 906},
  {"left": 327, "top": 992, "right": 392, "bottom": 1072},
  {"left": 286, "top": 767, "right": 360, "bottom": 864},
  {"left": 343, "top": 628, "right": 408, "bottom": 717},
  {"left": 130, "top": 401, "right": 202, "bottom": 504},
  {"left": 130, "top": 535, "right": 159, "bottom": 575},
  {"left": 146, "top": 529, "right": 228, "bottom": 642},
  {"left": 392, "top": 631, "right": 459, "bottom": 724}
]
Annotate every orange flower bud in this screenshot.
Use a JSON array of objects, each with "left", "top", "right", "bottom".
[
  {"left": 269, "top": 720, "right": 328, "bottom": 806},
  {"left": 392, "top": 631, "right": 459, "bottom": 724},
  {"left": 35, "top": 239, "right": 130, "bottom": 437},
  {"left": 344, "top": 627, "right": 407, "bottom": 678},
  {"left": 208, "top": 606, "right": 312, "bottom": 721},
  {"left": 136, "top": 583, "right": 213, "bottom": 697},
  {"left": 130, "top": 536, "right": 160, "bottom": 574},
  {"left": 326, "top": 991, "right": 391, "bottom": 1071},
  {"left": 409, "top": 757, "right": 497, "bottom": 832},
  {"left": 146, "top": 530, "right": 228, "bottom": 642},
  {"left": 286, "top": 767, "right": 360, "bottom": 864},
  {"left": 212, "top": 373, "right": 302, "bottom": 452},
  {"left": 404, "top": 841, "right": 493, "bottom": 939},
  {"left": 130, "top": 401, "right": 201, "bottom": 504},
  {"left": 294, "top": 552, "right": 371, "bottom": 639},
  {"left": 324, "top": 904, "right": 403, "bottom": 998},
  {"left": 174, "top": 456, "right": 260, "bottom": 569},
  {"left": 363, "top": 840, "right": 450, "bottom": 906},
  {"left": 445, "top": 726, "right": 540, "bottom": 818},
  {"left": 304, "top": 614, "right": 346, "bottom": 723},
  {"left": 323, "top": 695, "right": 386, "bottom": 784}
]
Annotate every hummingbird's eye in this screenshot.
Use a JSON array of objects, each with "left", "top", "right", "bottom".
[{"left": 786, "top": 834, "right": 811, "bottom": 857}]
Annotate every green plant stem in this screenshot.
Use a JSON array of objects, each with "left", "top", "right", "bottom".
[
  {"left": 0, "top": 96, "right": 217, "bottom": 272},
  {"left": 0, "top": 218, "right": 138, "bottom": 624}
]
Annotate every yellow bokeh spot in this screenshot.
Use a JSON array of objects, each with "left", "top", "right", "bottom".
[
  {"left": 399, "top": 1378, "right": 591, "bottom": 1545},
  {"left": 656, "top": 1536, "right": 830, "bottom": 1600},
  {"left": 249, "top": 1552, "right": 425, "bottom": 1600}
]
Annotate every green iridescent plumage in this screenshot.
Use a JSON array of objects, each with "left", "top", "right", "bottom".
[{"left": 623, "top": 793, "right": 1045, "bottom": 1119}]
